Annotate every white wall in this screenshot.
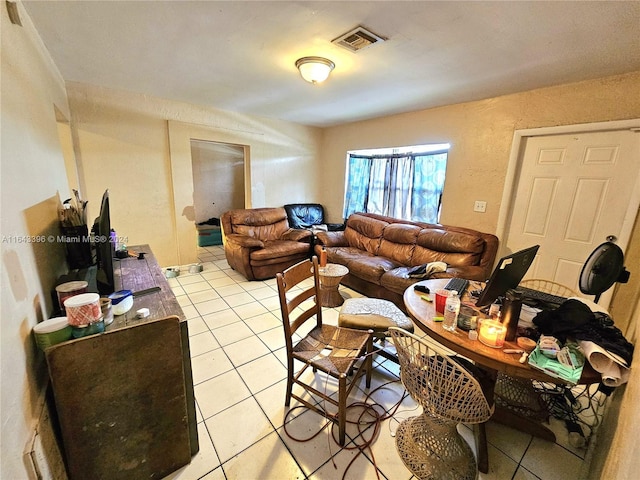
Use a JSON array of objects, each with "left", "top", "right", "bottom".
[{"left": 1, "top": 3, "right": 73, "bottom": 478}]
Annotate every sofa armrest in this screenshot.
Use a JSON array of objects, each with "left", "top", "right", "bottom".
[
  {"left": 314, "top": 230, "right": 348, "bottom": 247},
  {"left": 443, "top": 265, "right": 488, "bottom": 282},
  {"left": 326, "top": 222, "right": 346, "bottom": 231},
  {"left": 225, "top": 233, "right": 264, "bottom": 249},
  {"left": 281, "top": 228, "right": 313, "bottom": 242}
]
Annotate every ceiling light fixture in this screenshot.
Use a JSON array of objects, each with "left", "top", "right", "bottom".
[{"left": 295, "top": 56, "right": 335, "bottom": 84}]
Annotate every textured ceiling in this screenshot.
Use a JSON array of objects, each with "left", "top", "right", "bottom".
[{"left": 22, "top": 1, "right": 640, "bottom": 127}]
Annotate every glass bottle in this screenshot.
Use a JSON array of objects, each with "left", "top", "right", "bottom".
[{"left": 443, "top": 290, "right": 460, "bottom": 332}]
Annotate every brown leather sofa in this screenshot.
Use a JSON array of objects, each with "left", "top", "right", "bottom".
[
  {"left": 221, "top": 207, "right": 313, "bottom": 280},
  {"left": 314, "top": 212, "right": 499, "bottom": 309}
]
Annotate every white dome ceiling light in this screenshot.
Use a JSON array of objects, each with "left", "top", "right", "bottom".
[{"left": 295, "top": 57, "right": 335, "bottom": 84}]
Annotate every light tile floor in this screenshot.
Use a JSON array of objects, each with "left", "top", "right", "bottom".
[{"left": 163, "top": 245, "right": 606, "bottom": 480}]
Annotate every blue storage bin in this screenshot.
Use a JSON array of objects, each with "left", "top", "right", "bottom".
[{"left": 197, "top": 226, "right": 222, "bottom": 246}]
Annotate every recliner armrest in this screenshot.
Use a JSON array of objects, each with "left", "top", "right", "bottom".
[
  {"left": 225, "top": 233, "right": 264, "bottom": 249},
  {"left": 314, "top": 230, "right": 348, "bottom": 247},
  {"left": 281, "top": 229, "right": 313, "bottom": 242}
]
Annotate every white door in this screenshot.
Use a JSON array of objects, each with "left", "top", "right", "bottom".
[{"left": 504, "top": 129, "right": 640, "bottom": 307}]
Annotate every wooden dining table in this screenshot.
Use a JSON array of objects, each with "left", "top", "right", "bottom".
[{"left": 403, "top": 278, "right": 601, "bottom": 473}]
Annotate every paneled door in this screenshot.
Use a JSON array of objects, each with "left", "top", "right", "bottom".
[{"left": 504, "top": 129, "right": 640, "bottom": 307}]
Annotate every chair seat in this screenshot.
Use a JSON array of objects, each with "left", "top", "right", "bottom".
[
  {"left": 338, "top": 298, "right": 414, "bottom": 333},
  {"left": 292, "top": 325, "right": 370, "bottom": 377}
]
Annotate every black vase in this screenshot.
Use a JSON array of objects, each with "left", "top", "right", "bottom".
[{"left": 501, "top": 289, "right": 523, "bottom": 342}]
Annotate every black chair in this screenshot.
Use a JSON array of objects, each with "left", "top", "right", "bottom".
[{"left": 284, "top": 203, "right": 345, "bottom": 231}]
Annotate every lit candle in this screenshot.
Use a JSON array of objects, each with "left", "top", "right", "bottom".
[{"left": 478, "top": 319, "right": 507, "bottom": 348}]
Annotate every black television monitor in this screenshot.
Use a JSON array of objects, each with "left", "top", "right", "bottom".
[
  {"left": 93, "top": 189, "right": 115, "bottom": 295},
  {"left": 475, "top": 245, "right": 540, "bottom": 307}
]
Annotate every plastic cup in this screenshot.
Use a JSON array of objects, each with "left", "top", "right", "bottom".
[{"left": 434, "top": 289, "right": 450, "bottom": 314}]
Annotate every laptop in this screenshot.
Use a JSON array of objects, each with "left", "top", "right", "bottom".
[{"left": 474, "top": 245, "right": 540, "bottom": 307}]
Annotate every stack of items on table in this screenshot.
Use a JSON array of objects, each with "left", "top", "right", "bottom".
[{"left": 530, "top": 299, "right": 633, "bottom": 388}]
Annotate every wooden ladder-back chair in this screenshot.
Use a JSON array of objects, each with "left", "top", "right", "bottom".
[
  {"left": 276, "top": 256, "right": 373, "bottom": 446},
  {"left": 389, "top": 327, "right": 494, "bottom": 480}
]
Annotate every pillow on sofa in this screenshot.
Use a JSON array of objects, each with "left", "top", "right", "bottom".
[{"left": 407, "top": 261, "right": 447, "bottom": 279}]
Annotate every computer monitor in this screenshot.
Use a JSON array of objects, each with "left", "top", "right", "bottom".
[
  {"left": 93, "top": 189, "right": 115, "bottom": 295},
  {"left": 475, "top": 245, "right": 540, "bottom": 307}
]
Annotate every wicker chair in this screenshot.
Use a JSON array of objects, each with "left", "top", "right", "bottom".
[
  {"left": 276, "top": 256, "right": 373, "bottom": 446},
  {"left": 492, "top": 279, "right": 581, "bottom": 440},
  {"left": 518, "top": 279, "right": 578, "bottom": 298},
  {"left": 495, "top": 279, "right": 579, "bottom": 415},
  {"left": 389, "top": 327, "right": 493, "bottom": 480}
]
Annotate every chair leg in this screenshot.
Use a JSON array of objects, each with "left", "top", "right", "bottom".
[
  {"left": 285, "top": 361, "right": 294, "bottom": 407},
  {"left": 338, "top": 374, "right": 347, "bottom": 446},
  {"left": 365, "top": 331, "right": 374, "bottom": 389}
]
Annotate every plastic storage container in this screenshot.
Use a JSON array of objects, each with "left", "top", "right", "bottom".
[
  {"left": 32, "top": 317, "right": 73, "bottom": 351},
  {"left": 55, "top": 281, "right": 88, "bottom": 311},
  {"left": 197, "top": 225, "right": 222, "bottom": 246},
  {"left": 64, "top": 293, "right": 102, "bottom": 326},
  {"left": 109, "top": 290, "right": 134, "bottom": 316}
]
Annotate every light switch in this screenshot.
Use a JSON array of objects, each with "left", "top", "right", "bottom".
[{"left": 474, "top": 201, "right": 487, "bottom": 213}]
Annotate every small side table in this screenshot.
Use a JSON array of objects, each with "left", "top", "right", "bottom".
[{"left": 317, "top": 263, "right": 349, "bottom": 307}]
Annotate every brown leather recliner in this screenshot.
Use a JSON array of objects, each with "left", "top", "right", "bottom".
[{"left": 220, "top": 207, "right": 313, "bottom": 280}]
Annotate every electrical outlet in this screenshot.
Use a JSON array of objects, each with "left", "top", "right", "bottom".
[{"left": 474, "top": 201, "right": 487, "bottom": 213}]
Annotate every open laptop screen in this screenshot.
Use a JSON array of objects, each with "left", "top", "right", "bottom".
[{"left": 475, "top": 245, "right": 540, "bottom": 307}]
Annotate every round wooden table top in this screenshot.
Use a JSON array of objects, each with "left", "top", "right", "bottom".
[{"left": 403, "top": 279, "right": 601, "bottom": 384}]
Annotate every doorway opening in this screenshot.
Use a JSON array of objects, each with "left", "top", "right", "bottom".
[{"left": 191, "top": 140, "right": 246, "bottom": 249}]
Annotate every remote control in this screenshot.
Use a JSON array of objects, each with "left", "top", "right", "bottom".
[{"left": 414, "top": 284, "right": 430, "bottom": 294}]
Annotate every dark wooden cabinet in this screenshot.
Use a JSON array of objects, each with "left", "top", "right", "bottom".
[{"left": 46, "top": 245, "right": 198, "bottom": 479}]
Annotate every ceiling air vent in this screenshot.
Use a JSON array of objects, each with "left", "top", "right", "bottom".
[{"left": 332, "top": 26, "right": 386, "bottom": 52}]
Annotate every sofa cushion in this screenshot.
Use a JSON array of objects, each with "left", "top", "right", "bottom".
[
  {"left": 326, "top": 246, "right": 401, "bottom": 284},
  {"left": 338, "top": 298, "right": 414, "bottom": 332},
  {"left": 378, "top": 224, "right": 421, "bottom": 265},
  {"left": 412, "top": 229, "right": 484, "bottom": 267},
  {"left": 343, "top": 214, "right": 387, "bottom": 255}
]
